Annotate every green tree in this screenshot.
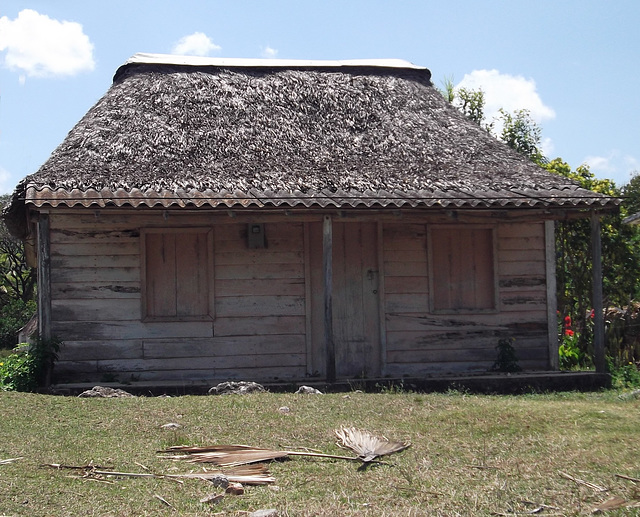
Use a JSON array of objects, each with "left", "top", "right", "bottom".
[
  {"left": 0, "top": 195, "right": 37, "bottom": 348},
  {"left": 497, "top": 108, "right": 546, "bottom": 165},
  {"left": 548, "top": 159, "right": 640, "bottom": 364}
]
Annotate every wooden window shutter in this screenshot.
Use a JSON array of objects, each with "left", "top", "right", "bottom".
[
  {"left": 143, "top": 228, "right": 213, "bottom": 320},
  {"left": 429, "top": 226, "right": 496, "bottom": 312}
]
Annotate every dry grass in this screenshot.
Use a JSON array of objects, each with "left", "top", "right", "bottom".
[{"left": 0, "top": 389, "right": 639, "bottom": 516}]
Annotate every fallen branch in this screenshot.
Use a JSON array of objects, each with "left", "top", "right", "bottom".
[
  {"left": 615, "top": 473, "right": 640, "bottom": 483},
  {"left": 43, "top": 462, "right": 274, "bottom": 485},
  {"left": 0, "top": 457, "right": 22, "bottom": 465},
  {"left": 153, "top": 494, "right": 174, "bottom": 509},
  {"left": 558, "top": 471, "right": 608, "bottom": 492}
]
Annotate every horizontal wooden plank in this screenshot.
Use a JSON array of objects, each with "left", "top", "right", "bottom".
[
  {"left": 215, "top": 316, "right": 305, "bottom": 336},
  {"left": 384, "top": 276, "right": 429, "bottom": 295},
  {"left": 216, "top": 263, "right": 304, "bottom": 280},
  {"left": 216, "top": 278, "right": 304, "bottom": 297},
  {"left": 382, "top": 249, "right": 427, "bottom": 263},
  {"left": 498, "top": 223, "right": 544, "bottom": 239},
  {"left": 215, "top": 250, "right": 303, "bottom": 266},
  {"left": 498, "top": 249, "right": 545, "bottom": 263},
  {"left": 52, "top": 254, "right": 139, "bottom": 269},
  {"left": 498, "top": 276, "right": 546, "bottom": 289},
  {"left": 51, "top": 320, "right": 214, "bottom": 340},
  {"left": 50, "top": 228, "right": 140, "bottom": 243},
  {"left": 51, "top": 267, "right": 140, "bottom": 283},
  {"left": 52, "top": 282, "right": 141, "bottom": 299},
  {"left": 51, "top": 241, "right": 139, "bottom": 256},
  {"left": 216, "top": 295, "right": 305, "bottom": 317},
  {"left": 500, "top": 292, "right": 547, "bottom": 308},
  {"left": 384, "top": 293, "right": 429, "bottom": 313},
  {"left": 385, "top": 312, "right": 547, "bottom": 333},
  {"left": 384, "top": 261, "right": 428, "bottom": 277},
  {"left": 498, "top": 236, "right": 545, "bottom": 251},
  {"left": 387, "top": 344, "right": 548, "bottom": 365},
  {"left": 53, "top": 362, "right": 307, "bottom": 383},
  {"left": 94, "top": 353, "right": 306, "bottom": 372},
  {"left": 386, "top": 332, "right": 547, "bottom": 353},
  {"left": 59, "top": 340, "right": 143, "bottom": 361},
  {"left": 52, "top": 299, "right": 141, "bottom": 321},
  {"left": 499, "top": 260, "right": 545, "bottom": 276},
  {"left": 382, "top": 224, "right": 427, "bottom": 248},
  {"left": 142, "top": 335, "right": 305, "bottom": 359}
]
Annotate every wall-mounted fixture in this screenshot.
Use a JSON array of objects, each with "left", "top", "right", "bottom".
[{"left": 247, "top": 223, "right": 266, "bottom": 249}]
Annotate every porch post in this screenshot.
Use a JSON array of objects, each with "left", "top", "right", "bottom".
[
  {"left": 323, "top": 215, "right": 335, "bottom": 382},
  {"left": 37, "top": 213, "right": 52, "bottom": 341},
  {"left": 545, "top": 221, "right": 559, "bottom": 370},
  {"left": 590, "top": 211, "right": 606, "bottom": 373}
]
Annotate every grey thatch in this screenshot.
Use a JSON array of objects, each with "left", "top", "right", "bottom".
[{"left": 3, "top": 54, "right": 618, "bottom": 237}]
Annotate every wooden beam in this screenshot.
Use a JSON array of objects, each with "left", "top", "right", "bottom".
[
  {"left": 37, "top": 213, "right": 52, "bottom": 341},
  {"left": 591, "top": 212, "right": 605, "bottom": 373},
  {"left": 323, "top": 215, "right": 335, "bottom": 382},
  {"left": 545, "top": 221, "right": 559, "bottom": 370}
]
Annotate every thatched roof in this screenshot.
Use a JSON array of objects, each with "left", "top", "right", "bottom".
[{"left": 4, "top": 54, "right": 618, "bottom": 237}]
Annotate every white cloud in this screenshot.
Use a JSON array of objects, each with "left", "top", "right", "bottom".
[
  {"left": 455, "top": 69, "right": 556, "bottom": 126},
  {"left": 584, "top": 154, "right": 616, "bottom": 174},
  {"left": 0, "top": 9, "right": 95, "bottom": 78},
  {"left": 261, "top": 46, "right": 278, "bottom": 59},
  {"left": 171, "top": 32, "right": 221, "bottom": 56},
  {"left": 583, "top": 151, "right": 640, "bottom": 185}
]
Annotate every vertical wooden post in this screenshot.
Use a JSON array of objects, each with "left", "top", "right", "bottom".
[
  {"left": 545, "top": 221, "right": 559, "bottom": 370},
  {"left": 591, "top": 212, "right": 605, "bottom": 373},
  {"left": 37, "top": 213, "right": 52, "bottom": 342},
  {"left": 323, "top": 215, "right": 335, "bottom": 382}
]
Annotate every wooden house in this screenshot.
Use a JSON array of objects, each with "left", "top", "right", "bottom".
[{"left": 3, "top": 54, "right": 619, "bottom": 386}]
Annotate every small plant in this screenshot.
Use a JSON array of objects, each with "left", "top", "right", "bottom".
[
  {"left": 559, "top": 331, "right": 583, "bottom": 370},
  {"left": 491, "top": 337, "right": 521, "bottom": 373},
  {"left": 611, "top": 361, "right": 640, "bottom": 390},
  {"left": 0, "top": 335, "right": 61, "bottom": 392}
]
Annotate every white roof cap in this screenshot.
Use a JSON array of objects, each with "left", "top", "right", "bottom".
[{"left": 125, "top": 53, "right": 427, "bottom": 70}]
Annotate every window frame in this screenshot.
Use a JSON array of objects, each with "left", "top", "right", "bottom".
[
  {"left": 141, "top": 227, "right": 215, "bottom": 322},
  {"left": 427, "top": 224, "right": 498, "bottom": 314}
]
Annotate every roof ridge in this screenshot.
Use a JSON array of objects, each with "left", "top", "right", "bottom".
[{"left": 123, "top": 53, "right": 428, "bottom": 71}]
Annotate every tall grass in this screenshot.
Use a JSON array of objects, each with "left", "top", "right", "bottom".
[{"left": 1, "top": 390, "right": 639, "bottom": 516}]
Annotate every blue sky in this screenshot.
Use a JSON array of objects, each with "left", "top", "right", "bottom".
[{"left": 1, "top": 0, "right": 639, "bottom": 194}]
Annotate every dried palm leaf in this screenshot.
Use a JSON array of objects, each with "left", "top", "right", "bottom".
[
  {"left": 335, "top": 427, "right": 410, "bottom": 462},
  {"left": 162, "top": 444, "right": 359, "bottom": 465}
]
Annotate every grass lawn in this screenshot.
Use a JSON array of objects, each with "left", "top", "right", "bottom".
[{"left": 0, "top": 389, "right": 639, "bottom": 516}]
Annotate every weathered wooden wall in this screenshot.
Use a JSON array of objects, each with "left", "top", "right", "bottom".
[
  {"left": 50, "top": 212, "right": 308, "bottom": 384},
  {"left": 47, "top": 210, "right": 551, "bottom": 385},
  {"left": 383, "top": 221, "right": 549, "bottom": 376}
]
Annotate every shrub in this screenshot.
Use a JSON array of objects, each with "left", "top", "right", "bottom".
[
  {"left": 0, "top": 298, "right": 36, "bottom": 349},
  {"left": 0, "top": 336, "right": 61, "bottom": 392}
]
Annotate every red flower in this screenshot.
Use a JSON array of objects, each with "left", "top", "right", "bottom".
[
  {"left": 564, "top": 315, "right": 572, "bottom": 326},
  {"left": 565, "top": 329, "right": 574, "bottom": 337},
  {"left": 590, "top": 309, "right": 595, "bottom": 319}
]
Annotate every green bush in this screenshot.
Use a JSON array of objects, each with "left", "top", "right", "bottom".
[
  {"left": 610, "top": 361, "right": 640, "bottom": 390},
  {"left": 0, "top": 336, "right": 61, "bottom": 392},
  {"left": 0, "top": 298, "right": 36, "bottom": 349}
]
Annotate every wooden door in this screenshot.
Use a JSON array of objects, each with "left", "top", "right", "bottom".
[{"left": 332, "top": 222, "right": 381, "bottom": 378}]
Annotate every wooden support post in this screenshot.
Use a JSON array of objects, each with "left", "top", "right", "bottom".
[
  {"left": 323, "top": 215, "right": 335, "bottom": 382},
  {"left": 545, "top": 221, "right": 559, "bottom": 370},
  {"left": 591, "top": 212, "right": 605, "bottom": 373},
  {"left": 37, "top": 213, "right": 52, "bottom": 342}
]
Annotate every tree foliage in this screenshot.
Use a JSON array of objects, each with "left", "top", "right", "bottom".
[
  {"left": 441, "top": 80, "right": 640, "bottom": 366},
  {"left": 497, "top": 108, "right": 546, "bottom": 165},
  {"left": 0, "top": 195, "right": 36, "bottom": 348},
  {"left": 548, "top": 159, "right": 640, "bottom": 364}
]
